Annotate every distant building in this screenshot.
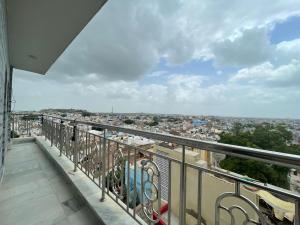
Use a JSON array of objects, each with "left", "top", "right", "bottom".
[{"left": 192, "top": 119, "right": 208, "bottom": 127}]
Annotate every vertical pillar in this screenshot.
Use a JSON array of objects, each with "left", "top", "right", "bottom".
[
  {"left": 51, "top": 119, "right": 54, "bottom": 146},
  {"left": 101, "top": 129, "right": 106, "bottom": 202},
  {"left": 180, "top": 145, "right": 186, "bottom": 225},
  {"left": 59, "top": 120, "right": 64, "bottom": 156},
  {"left": 11, "top": 114, "right": 15, "bottom": 138},
  {"left": 40, "top": 115, "right": 44, "bottom": 136},
  {"left": 72, "top": 122, "right": 77, "bottom": 172}
]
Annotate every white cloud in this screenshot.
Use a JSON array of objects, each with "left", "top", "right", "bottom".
[
  {"left": 12, "top": 1, "right": 300, "bottom": 118},
  {"left": 275, "top": 38, "right": 300, "bottom": 64},
  {"left": 230, "top": 60, "right": 300, "bottom": 87},
  {"left": 140, "top": 84, "right": 168, "bottom": 103},
  {"left": 146, "top": 71, "right": 168, "bottom": 78},
  {"left": 212, "top": 27, "right": 273, "bottom": 67},
  {"left": 167, "top": 75, "right": 207, "bottom": 103},
  {"left": 13, "top": 70, "right": 300, "bottom": 118},
  {"left": 45, "top": 0, "right": 300, "bottom": 81}
]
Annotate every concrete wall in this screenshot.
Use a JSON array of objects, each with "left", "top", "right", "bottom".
[
  {"left": 0, "top": 0, "right": 11, "bottom": 182},
  {"left": 153, "top": 146, "right": 259, "bottom": 225}
]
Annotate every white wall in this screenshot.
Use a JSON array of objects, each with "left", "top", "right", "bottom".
[
  {"left": 0, "top": 0, "right": 11, "bottom": 182},
  {"left": 153, "top": 145, "right": 259, "bottom": 225}
]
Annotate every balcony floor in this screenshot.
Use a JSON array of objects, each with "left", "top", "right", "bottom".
[{"left": 0, "top": 141, "right": 100, "bottom": 225}]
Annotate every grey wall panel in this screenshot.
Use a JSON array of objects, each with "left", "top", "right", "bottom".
[{"left": 0, "top": 0, "right": 10, "bottom": 181}]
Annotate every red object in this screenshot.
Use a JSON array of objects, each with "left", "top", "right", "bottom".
[{"left": 152, "top": 203, "right": 168, "bottom": 225}]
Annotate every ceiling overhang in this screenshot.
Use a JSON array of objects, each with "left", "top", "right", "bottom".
[{"left": 7, "top": 0, "right": 107, "bottom": 75}]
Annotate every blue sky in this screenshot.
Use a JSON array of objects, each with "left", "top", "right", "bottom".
[
  {"left": 138, "top": 15, "right": 300, "bottom": 90},
  {"left": 13, "top": 0, "right": 300, "bottom": 118},
  {"left": 271, "top": 16, "right": 300, "bottom": 44}
]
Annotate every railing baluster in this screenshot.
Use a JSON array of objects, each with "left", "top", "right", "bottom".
[
  {"left": 106, "top": 140, "right": 110, "bottom": 195},
  {"left": 101, "top": 130, "right": 107, "bottom": 202},
  {"left": 115, "top": 142, "right": 118, "bottom": 202},
  {"left": 26, "top": 118, "right": 28, "bottom": 136},
  {"left": 12, "top": 113, "right": 14, "bottom": 136},
  {"left": 133, "top": 148, "right": 137, "bottom": 218},
  {"left": 112, "top": 142, "right": 116, "bottom": 197},
  {"left": 51, "top": 119, "right": 54, "bottom": 146},
  {"left": 88, "top": 133, "right": 91, "bottom": 177},
  {"left": 295, "top": 200, "right": 300, "bottom": 225},
  {"left": 120, "top": 148, "right": 124, "bottom": 201},
  {"left": 29, "top": 118, "right": 31, "bottom": 136},
  {"left": 72, "top": 123, "right": 77, "bottom": 172},
  {"left": 40, "top": 115, "right": 44, "bottom": 137},
  {"left": 168, "top": 160, "right": 172, "bottom": 225},
  {"left": 83, "top": 131, "right": 87, "bottom": 173},
  {"left": 126, "top": 148, "right": 130, "bottom": 212},
  {"left": 59, "top": 120, "right": 64, "bottom": 156},
  {"left": 66, "top": 126, "right": 69, "bottom": 156},
  {"left": 180, "top": 145, "right": 186, "bottom": 225},
  {"left": 197, "top": 170, "right": 202, "bottom": 225},
  {"left": 98, "top": 136, "right": 102, "bottom": 187},
  {"left": 44, "top": 116, "right": 47, "bottom": 140},
  {"left": 79, "top": 130, "right": 83, "bottom": 171},
  {"left": 235, "top": 181, "right": 240, "bottom": 196}
]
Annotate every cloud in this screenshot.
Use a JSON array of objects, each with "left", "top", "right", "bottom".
[
  {"left": 105, "top": 82, "right": 139, "bottom": 100},
  {"left": 146, "top": 70, "right": 168, "bottom": 78},
  {"left": 12, "top": 1, "right": 300, "bottom": 118},
  {"left": 275, "top": 38, "right": 300, "bottom": 64},
  {"left": 230, "top": 60, "right": 300, "bottom": 87},
  {"left": 212, "top": 27, "right": 273, "bottom": 67},
  {"left": 13, "top": 71, "right": 300, "bottom": 118},
  {"left": 43, "top": 0, "right": 300, "bottom": 81}
]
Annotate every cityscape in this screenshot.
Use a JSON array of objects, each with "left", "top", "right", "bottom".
[
  {"left": 22, "top": 108, "right": 300, "bottom": 145},
  {"left": 11, "top": 109, "right": 300, "bottom": 225}
]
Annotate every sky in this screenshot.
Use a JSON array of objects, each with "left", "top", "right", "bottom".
[{"left": 13, "top": 0, "right": 300, "bottom": 119}]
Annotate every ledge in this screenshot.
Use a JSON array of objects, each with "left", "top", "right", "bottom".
[
  {"left": 34, "top": 137, "right": 141, "bottom": 225},
  {"left": 11, "top": 137, "right": 35, "bottom": 145}
]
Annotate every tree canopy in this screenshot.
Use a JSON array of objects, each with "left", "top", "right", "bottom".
[
  {"left": 219, "top": 122, "right": 300, "bottom": 189},
  {"left": 124, "top": 119, "right": 135, "bottom": 125}
]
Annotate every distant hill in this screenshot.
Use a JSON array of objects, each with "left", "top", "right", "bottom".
[{"left": 40, "top": 108, "right": 96, "bottom": 116}]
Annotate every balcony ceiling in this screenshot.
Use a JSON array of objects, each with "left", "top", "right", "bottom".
[{"left": 7, "top": 0, "right": 107, "bottom": 75}]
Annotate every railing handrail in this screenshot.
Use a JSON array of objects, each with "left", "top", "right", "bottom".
[
  {"left": 16, "top": 113, "right": 300, "bottom": 223},
  {"left": 39, "top": 114, "right": 300, "bottom": 170}
]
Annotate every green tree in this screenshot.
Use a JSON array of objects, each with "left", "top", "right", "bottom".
[
  {"left": 124, "top": 119, "right": 135, "bottom": 125},
  {"left": 219, "top": 123, "right": 298, "bottom": 189},
  {"left": 11, "top": 130, "right": 20, "bottom": 138},
  {"left": 81, "top": 111, "right": 94, "bottom": 117},
  {"left": 91, "top": 126, "right": 103, "bottom": 131},
  {"left": 153, "top": 116, "right": 160, "bottom": 123}
]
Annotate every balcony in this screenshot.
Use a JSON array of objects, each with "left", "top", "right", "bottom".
[
  {"left": 0, "top": 139, "right": 100, "bottom": 225},
  {"left": 2, "top": 0, "right": 300, "bottom": 224},
  {"left": 4, "top": 113, "right": 300, "bottom": 225}
]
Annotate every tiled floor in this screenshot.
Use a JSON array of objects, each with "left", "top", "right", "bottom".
[{"left": 0, "top": 142, "right": 100, "bottom": 225}]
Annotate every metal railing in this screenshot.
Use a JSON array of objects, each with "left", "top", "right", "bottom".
[
  {"left": 10, "top": 113, "right": 42, "bottom": 137},
  {"left": 11, "top": 114, "right": 300, "bottom": 225}
]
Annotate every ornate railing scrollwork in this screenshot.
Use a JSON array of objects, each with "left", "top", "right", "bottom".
[
  {"left": 65, "top": 126, "right": 73, "bottom": 158},
  {"left": 77, "top": 130, "right": 86, "bottom": 165},
  {"left": 17, "top": 119, "right": 29, "bottom": 135},
  {"left": 111, "top": 145, "right": 125, "bottom": 198},
  {"left": 141, "top": 159, "right": 161, "bottom": 224},
  {"left": 215, "top": 192, "right": 268, "bottom": 225},
  {"left": 81, "top": 137, "right": 100, "bottom": 178},
  {"left": 37, "top": 116, "right": 300, "bottom": 225}
]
